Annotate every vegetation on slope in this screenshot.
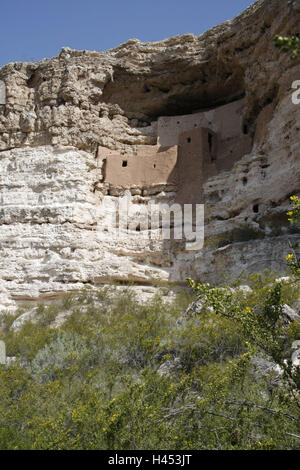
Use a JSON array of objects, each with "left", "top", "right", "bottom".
[
  {"left": 0, "top": 271, "right": 299, "bottom": 450},
  {"left": 0, "top": 198, "right": 299, "bottom": 451}
]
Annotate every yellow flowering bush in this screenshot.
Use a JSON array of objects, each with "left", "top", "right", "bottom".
[{"left": 286, "top": 196, "right": 300, "bottom": 277}]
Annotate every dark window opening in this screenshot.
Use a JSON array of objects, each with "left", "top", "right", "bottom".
[
  {"left": 253, "top": 204, "right": 259, "bottom": 213},
  {"left": 242, "top": 177, "right": 248, "bottom": 186},
  {"left": 122, "top": 160, "right": 128, "bottom": 167},
  {"left": 243, "top": 124, "right": 248, "bottom": 135},
  {"left": 153, "top": 164, "right": 156, "bottom": 168},
  {"left": 208, "top": 133, "right": 213, "bottom": 155},
  {"left": 186, "top": 137, "right": 191, "bottom": 143}
]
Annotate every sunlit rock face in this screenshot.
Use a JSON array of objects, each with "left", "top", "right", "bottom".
[
  {"left": 0, "top": 146, "right": 179, "bottom": 302},
  {"left": 0, "top": 0, "right": 299, "bottom": 306}
]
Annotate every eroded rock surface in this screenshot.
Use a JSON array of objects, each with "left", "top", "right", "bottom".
[{"left": 0, "top": 0, "right": 299, "bottom": 306}]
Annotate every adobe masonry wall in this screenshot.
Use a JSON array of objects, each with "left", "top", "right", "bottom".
[
  {"left": 98, "top": 98, "right": 253, "bottom": 201},
  {"left": 175, "top": 127, "right": 218, "bottom": 205},
  {"left": 97, "top": 144, "right": 178, "bottom": 187},
  {"left": 98, "top": 127, "right": 219, "bottom": 205},
  {"left": 161, "top": 97, "right": 252, "bottom": 175},
  {"left": 157, "top": 98, "right": 248, "bottom": 147}
]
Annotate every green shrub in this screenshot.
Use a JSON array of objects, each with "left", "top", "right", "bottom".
[{"left": 0, "top": 283, "right": 299, "bottom": 450}]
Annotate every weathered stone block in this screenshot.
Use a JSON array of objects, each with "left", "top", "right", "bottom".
[
  {"left": 0, "top": 81, "right": 6, "bottom": 105},
  {"left": 0, "top": 341, "right": 6, "bottom": 365}
]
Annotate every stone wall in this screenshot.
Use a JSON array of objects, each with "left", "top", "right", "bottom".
[
  {"left": 157, "top": 99, "right": 247, "bottom": 147},
  {"left": 174, "top": 127, "right": 216, "bottom": 205},
  {"left": 99, "top": 125, "right": 218, "bottom": 200},
  {"left": 157, "top": 98, "right": 253, "bottom": 184},
  {"left": 98, "top": 144, "right": 178, "bottom": 188}
]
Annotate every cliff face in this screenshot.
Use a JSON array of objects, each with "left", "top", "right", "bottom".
[{"left": 0, "top": 0, "right": 300, "bottom": 307}]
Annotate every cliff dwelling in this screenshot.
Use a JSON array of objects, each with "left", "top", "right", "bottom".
[
  {"left": 98, "top": 98, "right": 252, "bottom": 204},
  {"left": 0, "top": 0, "right": 299, "bottom": 306}
]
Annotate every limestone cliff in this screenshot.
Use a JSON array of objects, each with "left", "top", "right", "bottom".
[{"left": 0, "top": 0, "right": 299, "bottom": 307}]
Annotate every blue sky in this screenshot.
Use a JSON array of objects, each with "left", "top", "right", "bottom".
[{"left": 0, "top": 0, "right": 255, "bottom": 66}]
